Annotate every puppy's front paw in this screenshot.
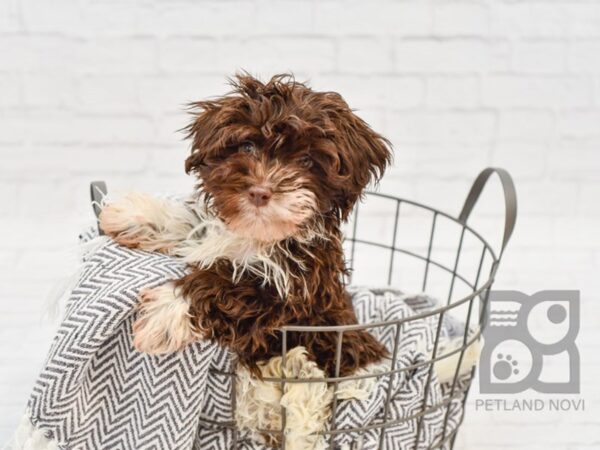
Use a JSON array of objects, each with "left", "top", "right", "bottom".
[
  {"left": 132, "top": 284, "right": 199, "bottom": 354},
  {"left": 99, "top": 193, "right": 171, "bottom": 252}
]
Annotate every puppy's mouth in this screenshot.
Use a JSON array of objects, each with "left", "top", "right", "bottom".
[{"left": 224, "top": 187, "right": 317, "bottom": 242}]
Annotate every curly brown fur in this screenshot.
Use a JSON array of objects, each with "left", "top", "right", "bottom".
[
  {"left": 176, "top": 222, "right": 386, "bottom": 377},
  {"left": 186, "top": 74, "right": 390, "bottom": 222},
  {"left": 102, "top": 73, "right": 393, "bottom": 377}
]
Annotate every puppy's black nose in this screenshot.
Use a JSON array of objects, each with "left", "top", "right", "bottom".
[{"left": 248, "top": 186, "right": 272, "bottom": 207}]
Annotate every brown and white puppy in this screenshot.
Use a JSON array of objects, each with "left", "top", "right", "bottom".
[{"left": 100, "top": 74, "right": 392, "bottom": 378}]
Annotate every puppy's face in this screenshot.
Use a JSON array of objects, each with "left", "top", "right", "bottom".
[{"left": 185, "top": 74, "right": 392, "bottom": 243}]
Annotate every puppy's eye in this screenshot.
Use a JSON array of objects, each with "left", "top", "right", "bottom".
[
  {"left": 239, "top": 141, "right": 256, "bottom": 154},
  {"left": 299, "top": 155, "right": 313, "bottom": 168}
]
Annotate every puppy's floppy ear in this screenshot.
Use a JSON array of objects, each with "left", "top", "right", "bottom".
[
  {"left": 323, "top": 93, "right": 393, "bottom": 219},
  {"left": 184, "top": 101, "right": 225, "bottom": 174},
  {"left": 184, "top": 73, "right": 265, "bottom": 174}
]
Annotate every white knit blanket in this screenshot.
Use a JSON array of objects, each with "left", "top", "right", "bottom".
[{"left": 11, "top": 233, "right": 472, "bottom": 450}]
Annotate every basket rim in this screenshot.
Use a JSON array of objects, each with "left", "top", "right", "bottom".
[{"left": 357, "top": 191, "right": 499, "bottom": 263}]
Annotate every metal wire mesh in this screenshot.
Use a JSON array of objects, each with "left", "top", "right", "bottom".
[{"left": 199, "top": 168, "right": 517, "bottom": 450}]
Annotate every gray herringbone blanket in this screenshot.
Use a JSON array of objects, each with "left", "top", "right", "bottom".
[{"left": 13, "top": 232, "right": 471, "bottom": 450}]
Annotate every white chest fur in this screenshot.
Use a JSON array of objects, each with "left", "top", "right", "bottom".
[{"left": 176, "top": 206, "right": 294, "bottom": 297}]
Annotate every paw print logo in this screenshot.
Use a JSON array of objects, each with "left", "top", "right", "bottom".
[
  {"left": 480, "top": 290, "right": 579, "bottom": 394},
  {"left": 494, "top": 354, "right": 519, "bottom": 380}
]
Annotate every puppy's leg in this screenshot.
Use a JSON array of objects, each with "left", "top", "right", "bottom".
[
  {"left": 132, "top": 283, "right": 200, "bottom": 354},
  {"left": 99, "top": 193, "right": 199, "bottom": 254}
]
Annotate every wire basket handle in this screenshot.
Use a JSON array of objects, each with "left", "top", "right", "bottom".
[
  {"left": 458, "top": 167, "right": 517, "bottom": 258},
  {"left": 90, "top": 180, "right": 107, "bottom": 236}
]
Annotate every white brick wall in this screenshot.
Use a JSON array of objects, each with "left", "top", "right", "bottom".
[{"left": 1, "top": 0, "right": 599, "bottom": 447}]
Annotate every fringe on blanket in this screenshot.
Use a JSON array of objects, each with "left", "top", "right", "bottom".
[{"left": 7, "top": 412, "right": 58, "bottom": 450}]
